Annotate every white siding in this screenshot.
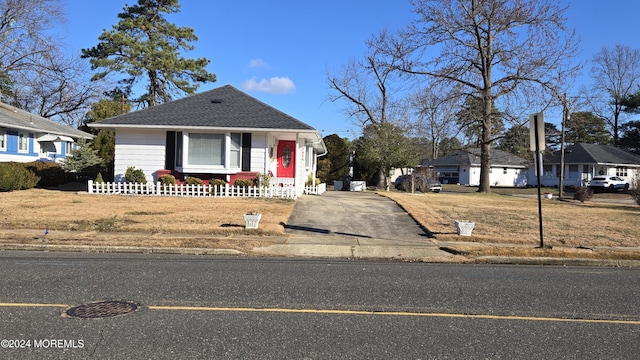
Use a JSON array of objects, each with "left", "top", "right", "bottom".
[
  {"left": 465, "top": 166, "right": 478, "bottom": 185},
  {"left": 456, "top": 166, "right": 527, "bottom": 186},
  {"left": 114, "top": 129, "right": 166, "bottom": 183},
  {"left": 490, "top": 167, "right": 528, "bottom": 187},
  {"left": 0, "top": 153, "right": 39, "bottom": 162}
]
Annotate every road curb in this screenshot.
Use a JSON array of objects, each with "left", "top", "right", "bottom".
[
  {"left": 2, "top": 243, "right": 640, "bottom": 267},
  {"left": 0, "top": 243, "right": 244, "bottom": 256},
  {"left": 475, "top": 256, "right": 640, "bottom": 268}
]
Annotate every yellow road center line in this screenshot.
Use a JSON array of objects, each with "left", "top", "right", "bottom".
[
  {"left": 1, "top": 302, "right": 638, "bottom": 325},
  {"left": 0, "top": 302, "right": 68, "bottom": 308},
  {"left": 148, "top": 305, "right": 640, "bottom": 325}
]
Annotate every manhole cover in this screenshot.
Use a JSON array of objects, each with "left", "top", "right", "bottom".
[{"left": 64, "top": 300, "right": 139, "bottom": 319}]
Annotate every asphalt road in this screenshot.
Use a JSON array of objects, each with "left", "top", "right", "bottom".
[{"left": 1, "top": 251, "right": 639, "bottom": 359}]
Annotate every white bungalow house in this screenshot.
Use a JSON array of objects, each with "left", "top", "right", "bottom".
[
  {"left": 0, "top": 102, "right": 92, "bottom": 163},
  {"left": 420, "top": 148, "right": 530, "bottom": 186},
  {"left": 533, "top": 143, "right": 640, "bottom": 188},
  {"left": 89, "top": 85, "right": 327, "bottom": 197}
]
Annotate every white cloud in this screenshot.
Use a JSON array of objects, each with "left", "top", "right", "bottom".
[
  {"left": 248, "top": 58, "right": 269, "bottom": 68},
  {"left": 241, "top": 76, "right": 296, "bottom": 94}
]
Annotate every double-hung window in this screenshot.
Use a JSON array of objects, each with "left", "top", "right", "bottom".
[
  {"left": 18, "top": 133, "right": 28, "bottom": 152},
  {"left": 229, "top": 133, "right": 241, "bottom": 168},
  {"left": 305, "top": 146, "right": 314, "bottom": 170}
]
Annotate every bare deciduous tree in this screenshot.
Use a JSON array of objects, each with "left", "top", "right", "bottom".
[
  {"left": 409, "top": 83, "right": 462, "bottom": 160},
  {"left": 0, "top": 0, "right": 62, "bottom": 77},
  {"left": 376, "top": 0, "right": 581, "bottom": 192},
  {"left": 0, "top": 0, "right": 102, "bottom": 127},
  {"left": 327, "top": 44, "right": 411, "bottom": 189},
  {"left": 9, "top": 53, "right": 105, "bottom": 127},
  {"left": 327, "top": 54, "right": 395, "bottom": 128},
  {"left": 590, "top": 44, "right": 640, "bottom": 146}
]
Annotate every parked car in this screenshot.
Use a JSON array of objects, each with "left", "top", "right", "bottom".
[
  {"left": 394, "top": 176, "right": 405, "bottom": 190},
  {"left": 395, "top": 175, "right": 442, "bottom": 193},
  {"left": 425, "top": 178, "right": 443, "bottom": 193},
  {"left": 587, "top": 176, "right": 630, "bottom": 192}
]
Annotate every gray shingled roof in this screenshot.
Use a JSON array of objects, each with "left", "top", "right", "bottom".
[
  {"left": 544, "top": 143, "right": 640, "bottom": 165},
  {"left": 0, "top": 102, "right": 92, "bottom": 139},
  {"left": 92, "top": 84, "right": 316, "bottom": 131},
  {"left": 421, "top": 148, "right": 529, "bottom": 167}
]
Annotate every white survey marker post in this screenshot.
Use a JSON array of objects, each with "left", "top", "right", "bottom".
[{"left": 529, "top": 112, "right": 545, "bottom": 151}]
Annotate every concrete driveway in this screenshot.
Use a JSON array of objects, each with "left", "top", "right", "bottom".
[
  {"left": 284, "top": 191, "right": 431, "bottom": 244},
  {"left": 256, "top": 191, "right": 452, "bottom": 259}
]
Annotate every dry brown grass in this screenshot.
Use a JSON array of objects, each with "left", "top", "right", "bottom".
[
  {"left": 0, "top": 229, "right": 277, "bottom": 253},
  {"left": 1, "top": 187, "right": 639, "bottom": 260},
  {"left": 0, "top": 188, "right": 295, "bottom": 249},
  {"left": 381, "top": 191, "right": 639, "bottom": 248}
]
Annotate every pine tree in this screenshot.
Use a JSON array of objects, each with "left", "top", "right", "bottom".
[
  {"left": 61, "top": 139, "right": 106, "bottom": 179},
  {"left": 81, "top": 0, "right": 216, "bottom": 107},
  {"left": 81, "top": 98, "right": 124, "bottom": 181}
]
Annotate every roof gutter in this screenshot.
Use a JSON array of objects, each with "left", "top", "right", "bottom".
[
  {"left": 89, "top": 122, "right": 319, "bottom": 133},
  {"left": 0, "top": 123, "right": 93, "bottom": 139}
]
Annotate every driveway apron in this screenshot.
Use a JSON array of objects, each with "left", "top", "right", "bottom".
[{"left": 285, "top": 191, "right": 430, "bottom": 243}]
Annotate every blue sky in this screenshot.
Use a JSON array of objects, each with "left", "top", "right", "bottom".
[{"left": 60, "top": 1, "right": 639, "bottom": 139}]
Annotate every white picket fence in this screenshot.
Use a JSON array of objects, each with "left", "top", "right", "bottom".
[
  {"left": 305, "top": 182, "right": 326, "bottom": 195},
  {"left": 87, "top": 180, "right": 326, "bottom": 198}
]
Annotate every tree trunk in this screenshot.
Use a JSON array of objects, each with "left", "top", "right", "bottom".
[
  {"left": 478, "top": 93, "right": 492, "bottom": 193},
  {"left": 478, "top": 141, "right": 491, "bottom": 193},
  {"left": 376, "top": 168, "right": 387, "bottom": 190}
]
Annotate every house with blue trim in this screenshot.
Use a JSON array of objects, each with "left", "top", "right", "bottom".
[{"left": 0, "top": 102, "right": 92, "bottom": 163}]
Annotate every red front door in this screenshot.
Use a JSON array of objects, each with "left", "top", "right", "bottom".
[{"left": 277, "top": 141, "right": 295, "bottom": 178}]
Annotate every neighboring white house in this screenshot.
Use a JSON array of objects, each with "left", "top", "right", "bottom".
[
  {"left": 89, "top": 85, "right": 327, "bottom": 197},
  {"left": 389, "top": 167, "right": 414, "bottom": 184},
  {"left": 0, "top": 102, "right": 92, "bottom": 163},
  {"left": 533, "top": 143, "right": 640, "bottom": 188},
  {"left": 420, "top": 148, "right": 530, "bottom": 186}
]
